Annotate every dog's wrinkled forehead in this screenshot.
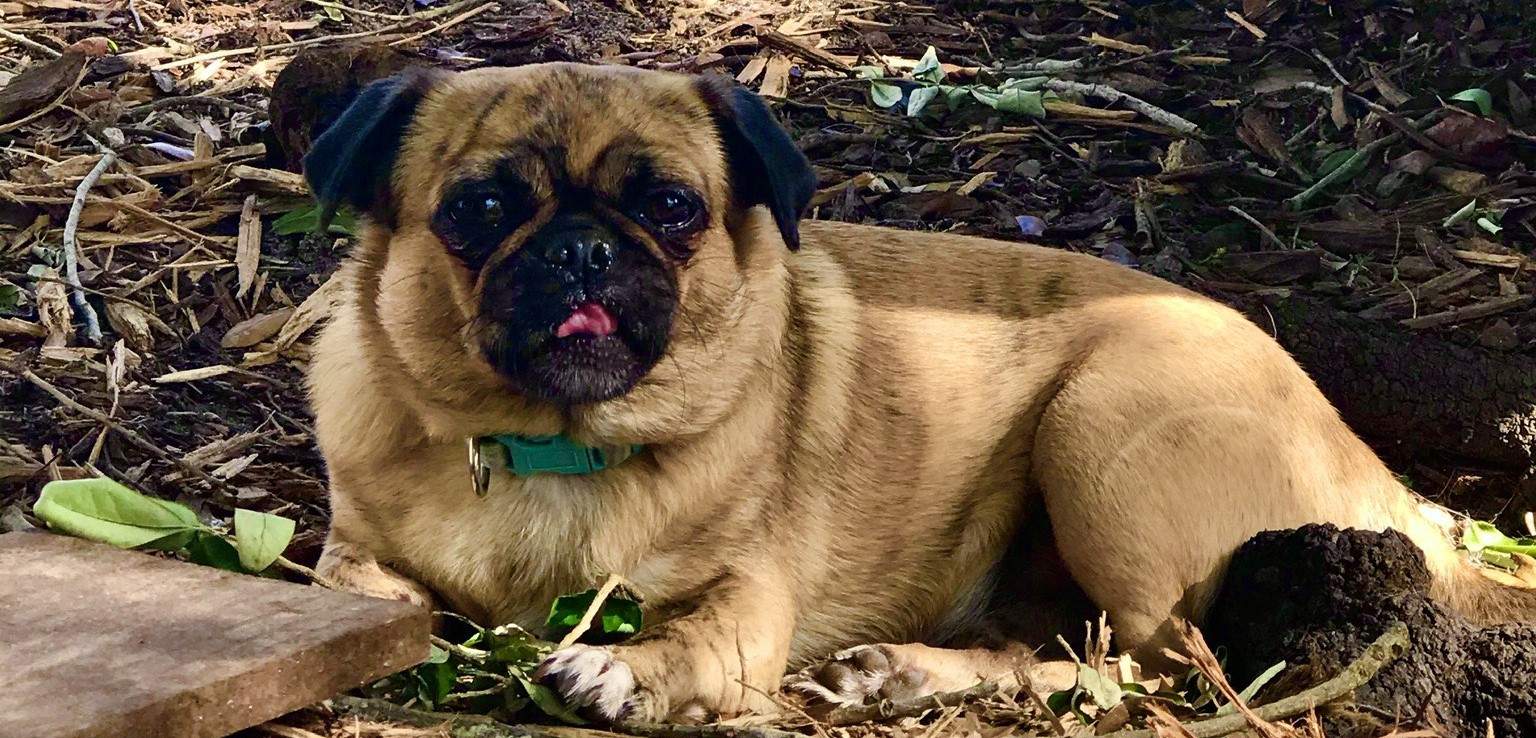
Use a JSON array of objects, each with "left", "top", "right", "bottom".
[{"left": 395, "top": 65, "right": 727, "bottom": 219}]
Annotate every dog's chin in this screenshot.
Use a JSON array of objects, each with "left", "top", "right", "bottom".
[{"left": 486, "top": 334, "right": 649, "bottom": 406}]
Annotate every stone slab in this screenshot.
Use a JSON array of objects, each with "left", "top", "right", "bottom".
[{"left": 0, "top": 531, "right": 429, "bottom": 738}]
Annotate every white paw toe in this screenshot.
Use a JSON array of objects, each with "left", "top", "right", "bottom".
[{"left": 534, "top": 645, "right": 638, "bottom": 720}]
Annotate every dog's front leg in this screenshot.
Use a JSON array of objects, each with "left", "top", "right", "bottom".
[{"left": 535, "top": 570, "right": 793, "bottom": 722}]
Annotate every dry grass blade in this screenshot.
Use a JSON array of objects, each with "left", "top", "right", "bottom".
[
  {"left": 1162, "top": 618, "right": 1289, "bottom": 738},
  {"left": 555, "top": 572, "right": 628, "bottom": 649}
]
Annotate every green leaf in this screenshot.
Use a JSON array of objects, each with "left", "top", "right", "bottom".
[
  {"left": 1317, "top": 148, "right": 1358, "bottom": 177},
  {"left": 33, "top": 478, "right": 202, "bottom": 550},
  {"left": 1076, "top": 663, "right": 1124, "bottom": 709},
  {"left": 1449, "top": 88, "right": 1493, "bottom": 117},
  {"left": 513, "top": 672, "right": 586, "bottom": 724},
  {"left": 906, "top": 85, "right": 939, "bottom": 117},
  {"left": 995, "top": 89, "right": 1047, "bottom": 118},
  {"left": 1000, "top": 76, "right": 1048, "bottom": 91},
  {"left": 939, "top": 84, "right": 969, "bottom": 109},
  {"left": 0, "top": 282, "right": 20, "bottom": 312},
  {"left": 320, "top": 3, "right": 343, "bottom": 21},
  {"left": 1464, "top": 520, "right": 1513, "bottom": 552},
  {"left": 852, "top": 65, "right": 884, "bottom": 80},
  {"left": 415, "top": 660, "right": 457, "bottom": 708},
  {"left": 233, "top": 508, "right": 295, "bottom": 573},
  {"left": 187, "top": 532, "right": 244, "bottom": 572},
  {"left": 1217, "top": 660, "right": 1286, "bottom": 715},
  {"left": 912, "top": 46, "right": 943, "bottom": 84},
  {"left": 1476, "top": 216, "right": 1503, "bottom": 235},
  {"left": 1444, "top": 199, "right": 1478, "bottom": 228},
  {"left": 547, "top": 589, "right": 643, "bottom": 639},
  {"left": 869, "top": 82, "right": 902, "bottom": 109},
  {"left": 272, "top": 203, "right": 357, "bottom": 236}
]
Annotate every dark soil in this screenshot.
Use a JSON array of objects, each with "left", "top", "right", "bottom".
[{"left": 1206, "top": 523, "right": 1536, "bottom": 738}]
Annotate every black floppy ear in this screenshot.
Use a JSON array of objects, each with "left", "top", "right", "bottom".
[
  {"left": 697, "top": 76, "right": 816, "bottom": 250},
  {"left": 303, "top": 67, "right": 440, "bottom": 228}
]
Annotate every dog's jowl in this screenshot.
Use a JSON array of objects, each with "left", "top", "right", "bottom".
[{"left": 301, "top": 63, "right": 1536, "bottom": 722}]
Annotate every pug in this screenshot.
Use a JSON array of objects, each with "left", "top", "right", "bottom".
[{"left": 301, "top": 62, "right": 1534, "bottom": 722}]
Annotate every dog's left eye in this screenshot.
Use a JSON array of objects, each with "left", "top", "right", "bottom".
[
  {"left": 640, "top": 187, "right": 703, "bottom": 232},
  {"left": 450, "top": 194, "right": 505, "bottom": 228}
]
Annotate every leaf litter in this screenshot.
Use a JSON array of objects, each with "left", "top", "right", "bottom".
[{"left": 1, "top": 0, "right": 1535, "bottom": 735}]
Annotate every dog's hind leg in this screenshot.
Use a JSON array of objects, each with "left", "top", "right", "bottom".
[{"left": 1026, "top": 300, "right": 1460, "bottom": 663}]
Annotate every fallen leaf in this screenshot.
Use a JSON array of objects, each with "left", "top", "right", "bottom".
[
  {"left": 1425, "top": 115, "right": 1509, "bottom": 167},
  {"left": 222, "top": 307, "right": 295, "bottom": 349}
]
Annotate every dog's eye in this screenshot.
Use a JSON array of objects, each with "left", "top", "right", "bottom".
[
  {"left": 450, "top": 193, "right": 505, "bottom": 227},
  {"left": 641, "top": 187, "right": 703, "bottom": 232}
]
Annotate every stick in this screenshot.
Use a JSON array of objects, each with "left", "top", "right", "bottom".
[
  {"left": 62, "top": 149, "right": 116, "bottom": 344},
  {"left": 819, "top": 680, "right": 997, "bottom": 726},
  {"left": 1041, "top": 79, "right": 1201, "bottom": 136},
  {"left": 1099, "top": 622, "right": 1410, "bottom": 738},
  {"left": 558, "top": 573, "right": 628, "bottom": 649},
  {"left": 1226, "top": 206, "right": 1288, "bottom": 250}
]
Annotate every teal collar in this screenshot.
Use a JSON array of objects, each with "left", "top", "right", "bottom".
[{"left": 469, "top": 434, "right": 643, "bottom": 494}]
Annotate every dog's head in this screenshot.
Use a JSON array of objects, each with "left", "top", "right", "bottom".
[{"left": 304, "top": 63, "right": 814, "bottom": 438}]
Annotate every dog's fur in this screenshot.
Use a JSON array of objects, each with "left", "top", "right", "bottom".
[{"left": 304, "top": 62, "right": 1536, "bottom": 722}]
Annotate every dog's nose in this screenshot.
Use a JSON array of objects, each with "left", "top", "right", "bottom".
[{"left": 542, "top": 233, "right": 616, "bottom": 280}]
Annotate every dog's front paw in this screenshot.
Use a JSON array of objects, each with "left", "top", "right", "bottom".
[
  {"left": 784, "top": 644, "right": 923, "bottom": 705},
  {"left": 534, "top": 645, "right": 642, "bottom": 721}
]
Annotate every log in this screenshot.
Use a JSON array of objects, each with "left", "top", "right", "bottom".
[{"left": 1219, "top": 291, "right": 1536, "bottom": 473}]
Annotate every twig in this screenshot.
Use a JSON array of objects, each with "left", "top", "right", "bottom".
[
  {"left": 1285, "top": 132, "right": 1402, "bottom": 210},
  {"left": 1017, "top": 671, "right": 1068, "bottom": 736},
  {"left": 62, "top": 148, "right": 116, "bottom": 344},
  {"left": 1041, "top": 79, "right": 1201, "bottom": 136},
  {"left": 819, "top": 681, "right": 997, "bottom": 726},
  {"left": 558, "top": 573, "right": 628, "bottom": 649},
  {"left": 431, "top": 634, "right": 491, "bottom": 661},
  {"left": 272, "top": 554, "right": 341, "bottom": 590},
  {"left": 17, "top": 369, "right": 234, "bottom": 492},
  {"left": 1098, "top": 622, "right": 1410, "bottom": 738},
  {"left": 1226, "top": 206, "right": 1288, "bottom": 250},
  {"left": 0, "top": 28, "right": 62, "bottom": 58}
]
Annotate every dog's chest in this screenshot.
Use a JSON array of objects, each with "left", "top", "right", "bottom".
[{"left": 379, "top": 450, "right": 691, "bottom": 627}]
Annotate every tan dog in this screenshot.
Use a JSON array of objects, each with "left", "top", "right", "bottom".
[{"left": 302, "top": 62, "right": 1534, "bottom": 722}]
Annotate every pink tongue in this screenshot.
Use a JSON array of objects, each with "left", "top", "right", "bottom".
[{"left": 555, "top": 302, "right": 617, "bottom": 338}]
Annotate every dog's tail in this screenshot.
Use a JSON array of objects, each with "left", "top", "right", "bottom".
[
  {"left": 1394, "top": 498, "right": 1536, "bottom": 623},
  {"left": 1440, "top": 561, "right": 1536, "bottom": 624}
]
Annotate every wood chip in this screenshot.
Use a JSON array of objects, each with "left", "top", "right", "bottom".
[
  {"left": 0, "top": 317, "right": 46, "bottom": 337},
  {"left": 235, "top": 194, "right": 262, "bottom": 299},
  {"left": 758, "top": 54, "right": 793, "bottom": 98},
  {"left": 1224, "top": 10, "right": 1268, "bottom": 40},
  {"left": 228, "top": 165, "right": 309, "bottom": 195},
  {"left": 153, "top": 364, "right": 237, "bottom": 384},
  {"left": 1044, "top": 99, "right": 1137, "bottom": 121}
]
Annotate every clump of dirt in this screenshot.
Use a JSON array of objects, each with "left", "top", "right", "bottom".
[{"left": 1205, "top": 523, "right": 1536, "bottom": 737}]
